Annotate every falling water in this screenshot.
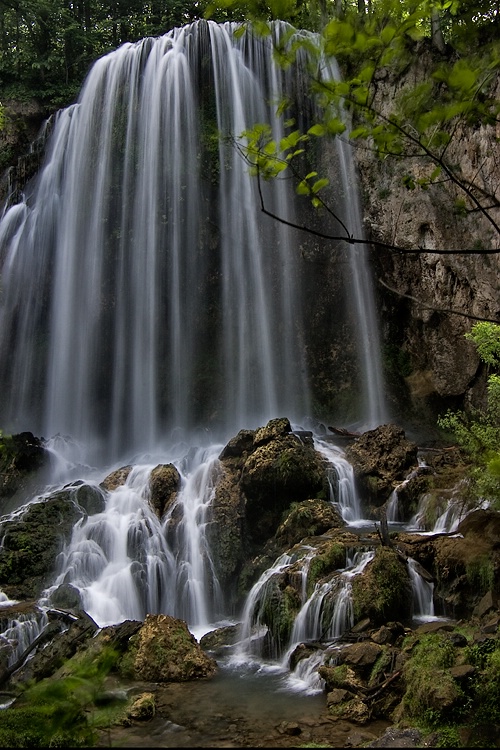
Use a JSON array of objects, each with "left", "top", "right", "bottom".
[
  {"left": 0, "top": 20, "right": 387, "bottom": 470},
  {"left": 233, "top": 546, "right": 374, "bottom": 667},
  {"left": 0, "top": 19, "right": 391, "bottom": 704},
  {"left": 39, "top": 444, "right": 226, "bottom": 631},
  {"left": 314, "top": 438, "right": 363, "bottom": 524},
  {"left": 407, "top": 557, "right": 435, "bottom": 621}
]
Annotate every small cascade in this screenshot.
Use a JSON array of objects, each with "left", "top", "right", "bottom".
[
  {"left": 42, "top": 445, "right": 225, "bottom": 631},
  {"left": 0, "top": 609, "right": 49, "bottom": 668},
  {"left": 314, "top": 438, "right": 363, "bottom": 525},
  {"left": 233, "top": 546, "right": 375, "bottom": 671},
  {"left": 407, "top": 477, "right": 483, "bottom": 534},
  {"left": 386, "top": 489, "right": 400, "bottom": 523},
  {"left": 407, "top": 557, "right": 435, "bottom": 622},
  {"left": 386, "top": 457, "right": 430, "bottom": 525},
  {"left": 231, "top": 551, "right": 296, "bottom": 664}
]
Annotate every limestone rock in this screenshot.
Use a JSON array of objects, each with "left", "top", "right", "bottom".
[{"left": 127, "top": 614, "right": 217, "bottom": 682}]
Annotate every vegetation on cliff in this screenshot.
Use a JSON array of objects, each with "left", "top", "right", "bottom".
[{"left": 439, "top": 322, "right": 500, "bottom": 509}]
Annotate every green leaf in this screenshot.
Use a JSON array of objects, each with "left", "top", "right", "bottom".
[
  {"left": 311, "top": 178, "right": 329, "bottom": 193},
  {"left": 308, "top": 123, "right": 326, "bottom": 137}
]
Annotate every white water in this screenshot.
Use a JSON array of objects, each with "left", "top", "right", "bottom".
[
  {"left": 407, "top": 557, "right": 435, "bottom": 621},
  {"left": 0, "top": 19, "right": 456, "bottom": 699},
  {"left": 0, "top": 20, "right": 386, "bottom": 471}
]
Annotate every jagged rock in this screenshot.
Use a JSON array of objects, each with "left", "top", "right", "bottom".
[
  {"left": 149, "top": 463, "right": 181, "bottom": 519},
  {"left": 219, "top": 428, "right": 255, "bottom": 461},
  {"left": 338, "top": 641, "right": 384, "bottom": 676},
  {"left": 100, "top": 465, "right": 133, "bottom": 491},
  {"left": 253, "top": 417, "right": 293, "bottom": 446},
  {"left": 344, "top": 424, "right": 419, "bottom": 507}
]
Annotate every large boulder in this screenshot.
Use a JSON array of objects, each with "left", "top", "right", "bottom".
[
  {"left": 121, "top": 614, "right": 217, "bottom": 682},
  {"left": 351, "top": 546, "right": 413, "bottom": 626},
  {"left": 149, "top": 464, "right": 181, "bottom": 519},
  {"left": 344, "top": 424, "right": 419, "bottom": 509},
  {"left": 239, "top": 418, "right": 329, "bottom": 545},
  {"left": 0, "top": 491, "right": 83, "bottom": 600}
]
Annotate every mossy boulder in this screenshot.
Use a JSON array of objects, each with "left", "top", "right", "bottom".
[
  {"left": 351, "top": 546, "right": 412, "bottom": 626},
  {"left": 0, "top": 491, "right": 83, "bottom": 599},
  {"left": 121, "top": 614, "right": 217, "bottom": 682},
  {"left": 240, "top": 429, "right": 328, "bottom": 545},
  {"left": 100, "top": 466, "right": 133, "bottom": 491},
  {"left": 344, "top": 424, "right": 419, "bottom": 508},
  {"left": 275, "top": 498, "right": 343, "bottom": 548}
]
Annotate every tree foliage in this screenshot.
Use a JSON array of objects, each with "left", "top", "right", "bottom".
[
  {"left": 207, "top": 0, "right": 500, "bottom": 260},
  {"left": 438, "top": 322, "right": 500, "bottom": 509},
  {"left": 0, "top": 0, "right": 228, "bottom": 106}
]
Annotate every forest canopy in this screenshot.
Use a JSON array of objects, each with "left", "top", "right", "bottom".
[{"left": 0, "top": 1, "right": 499, "bottom": 107}]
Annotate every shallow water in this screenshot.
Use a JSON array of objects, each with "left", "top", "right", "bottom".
[{"left": 98, "top": 664, "right": 391, "bottom": 748}]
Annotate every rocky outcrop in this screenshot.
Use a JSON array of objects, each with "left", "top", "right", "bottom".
[
  {"left": 0, "top": 490, "right": 83, "bottom": 600},
  {"left": 352, "top": 41, "right": 500, "bottom": 433},
  {"left": 0, "top": 432, "right": 51, "bottom": 513},
  {"left": 344, "top": 424, "right": 419, "bottom": 509}
]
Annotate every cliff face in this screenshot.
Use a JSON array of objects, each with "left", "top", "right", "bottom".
[{"left": 352, "top": 45, "right": 500, "bottom": 437}]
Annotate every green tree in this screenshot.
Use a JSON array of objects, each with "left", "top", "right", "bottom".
[{"left": 0, "top": 0, "right": 215, "bottom": 107}]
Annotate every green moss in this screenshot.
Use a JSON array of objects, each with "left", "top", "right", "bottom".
[
  {"left": 465, "top": 556, "right": 495, "bottom": 594},
  {"left": 402, "top": 633, "right": 462, "bottom": 725},
  {"left": 351, "top": 547, "right": 412, "bottom": 625},
  {"left": 0, "top": 645, "right": 123, "bottom": 747},
  {"left": 260, "top": 581, "right": 301, "bottom": 652},
  {"left": 307, "top": 542, "right": 345, "bottom": 596}
]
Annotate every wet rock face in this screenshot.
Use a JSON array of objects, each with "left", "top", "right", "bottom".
[
  {"left": 0, "top": 491, "right": 83, "bottom": 600},
  {"left": 352, "top": 49, "right": 500, "bottom": 431},
  {"left": 0, "top": 432, "right": 50, "bottom": 512},
  {"left": 344, "top": 424, "right": 419, "bottom": 509}
]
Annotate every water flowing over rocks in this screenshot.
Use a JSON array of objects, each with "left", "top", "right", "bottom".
[
  {"left": 344, "top": 424, "right": 419, "bottom": 509},
  {"left": 0, "top": 418, "right": 499, "bottom": 746}
]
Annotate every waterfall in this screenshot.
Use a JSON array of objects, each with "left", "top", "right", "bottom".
[
  {"left": 234, "top": 546, "right": 374, "bottom": 666},
  {"left": 0, "top": 19, "right": 392, "bottom": 702},
  {"left": 314, "top": 438, "right": 363, "bottom": 524},
  {"left": 407, "top": 558, "right": 435, "bottom": 621},
  {"left": 0, "top": 19, "right": 386, "bottom": 470},
  {"left": 40, "top": 445, "right": 225, "bottom": 630}
]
